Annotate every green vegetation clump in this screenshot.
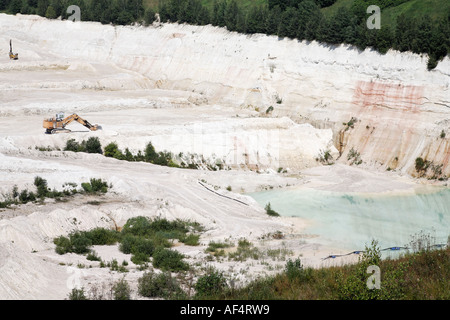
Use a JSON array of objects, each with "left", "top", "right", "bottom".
[
  {"left": 64, "top": 137, "right": 102, "bottom": 154},
  {"left": 81, "top": 178, "right": 109, "bottom": 194},
  {"left": 414, "top": 157, "right": 445, "bottom": 179},
  {"left": 54, "top": 216, "right": 200, "bottom": 274},
  {"left": 54, "top": 228, "right": 121, "bottom": 255},
  {"left": 152, "top": 247, "right": 190, "bottom": 272},
  {"left": 0, "top": 176, "right": 109, "bottom": 209},
  {"left": 347, "top": 147, "right": 363, "bottom": 165},
  {"left": 264, "top": 202, "right": 280, "bottom": 217},
  {"left": 138, "top": 271, "right": 186, "bottom": 299},
  {"left": 112, "top": 278, "right": 131, "bottom": 300},
  {"left": 101, "top": 141, "right": 181, "bottom": 168},
  {"left": 68, "top": 288, "right": 88, "bottom": 300},
  {"left": 198, "top": 238, "right": 450, "bottom": 300},
  {"left": 195, "top": 268, "right": 228, "bottom": 298}
]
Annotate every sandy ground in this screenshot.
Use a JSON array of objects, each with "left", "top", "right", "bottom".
[{"left": 0, "top": 14, "right": 444, "bottom": 300}]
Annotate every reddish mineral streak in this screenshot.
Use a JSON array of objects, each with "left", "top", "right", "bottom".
[{"left": 352, "top": 80, "right": 424, "bottom": 112}]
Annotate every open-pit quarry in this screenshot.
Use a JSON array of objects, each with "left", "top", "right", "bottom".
[{"left": 0, "top": 13, "right": 449, "bottom": 300}]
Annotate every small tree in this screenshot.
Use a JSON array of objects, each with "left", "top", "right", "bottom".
[
  {"left": 144, "top": 142, "right": 159, "bottom": 163},
  {"left": 34, "top": 176, "right": 49, "bottom": 198},
  {"left": 84, "top": 137, "right": 102, "bottom": 154},
  {"left": 265, "top": 202, "right": 280, "bottom": 217},
  {"left": 113, "top": 278, "right": 131, "bottom": 300},
  {"left": 104, "top": 142, "right": 120, "bottom": 158},
  {"left": 64, "top": 139, "right": 81, "bottom": 152}
]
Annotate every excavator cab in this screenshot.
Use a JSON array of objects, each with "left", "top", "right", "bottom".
[{"left": 9, "top": 40, "right": 18, "bottom": 60}]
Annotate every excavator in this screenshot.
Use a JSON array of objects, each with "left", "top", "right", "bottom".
[
  {"left": 9, "top": 40, "right": 18, "bottom": 60},
  {"left": 43, "top": 113, "right": 101, "bottom": 134}
]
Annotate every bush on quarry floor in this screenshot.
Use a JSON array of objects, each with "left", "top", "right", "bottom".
[
  {"left": 64, "top": 137, "right": 102, "bottom": 154},
  {"left": 138, "top": 271, "right": 186, "bottom": 299}
]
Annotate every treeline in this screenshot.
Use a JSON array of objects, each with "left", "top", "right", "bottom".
[
  {"left": 0, "top": 0, "right": 151, "bottom": 25},
  {"left": 1, "top": 0, "right": 448, "bottom": 69},
  {"left": 158, "top": 0, "right": 449, "bottom": 69}
]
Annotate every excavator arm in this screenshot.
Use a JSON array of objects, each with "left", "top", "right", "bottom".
[
  {"left": 74, "top": 115, "right": 98, "bottom": 131},
  {"left": 61, "top": 114, "right": 99, "bottom": 131}
]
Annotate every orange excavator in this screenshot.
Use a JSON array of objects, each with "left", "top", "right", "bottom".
[{"left": 43, "top": 113, "right": 101, "bottom": 134}]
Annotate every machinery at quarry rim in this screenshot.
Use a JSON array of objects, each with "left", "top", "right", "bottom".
[{"left": 0, "top": 13, "right": 449, "bottom": 300}]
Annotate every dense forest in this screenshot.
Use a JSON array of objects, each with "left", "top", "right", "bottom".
[{"left": 1, "top": 0, "right": 449, "bottom": 69}]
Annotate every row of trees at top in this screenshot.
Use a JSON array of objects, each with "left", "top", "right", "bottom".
[
  {"left": 156, "top": 0, "right": 449, "bottom": 69},
  {"left": 0, "top": 0, "right": 146, "bottom": 25},
  {"left": 1, "top": 0, "right": 449, "bottom": 69}
]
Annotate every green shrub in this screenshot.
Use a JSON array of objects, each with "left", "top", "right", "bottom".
[
  {"left": 64, "top": 139, "right": 82, "bottom": 152},
  {"left": 34, "top": 176, "right": 49, "bottom": 198},
  {"left": 152, "top": 248, "right": 189, "bottom": 272},
  {"left": 131, "top": 251, "right": 151, "bottom": 265},
  {"left": 119, "top": 234, "right": 158, "bottom": 265},
  {"left": 138, "top": 271, "right": 185, "bottom": 299},
  {"left": 265, "top": 202, "right": 280, "bottom": 217},
  {"left": 180, "top": 234, "right": 200, "bottom": 246},
  {"left": 54, "top": 235, "right": 72, "bottom": 255},
  {"left": 81, "top": 178, "right": 108, "bottom": 194},
  {"left": 285, "top": 258, "right": 311, "bottom": 282},
  {"left": 86, "top": 251, "right": 101, "bottom": 261},
  {"left": 84, "top": 137, "right": 103, "bottom": 154},
  {"left": 104, "top": 142, "right": 120, "bottom": 158},
  {"left": 68, "top": 288, "right": 88, "bottom": 300},
  {"left": 70, "top": 232, "right": 93, "bottom": 254},
  {"left": 195, "top": 268, "right": 228, "bottom": 298},
  {"left": 83, "top": 228, "right": 121, "bottom": 245},
  {"left": 144, "top": 142, "right": 159, "bottom": 163},
  {"left": 121, "top": 216, "right": 194, "bottom": 242},
  {"left": 121, "top": 216, "right": 153, "bottom": 237},
  {"left": 18, "top": 189, "right": 36, "bottom": 204},
  {"left": 113, "top": 278, "right": 131, "bottom": 300}
]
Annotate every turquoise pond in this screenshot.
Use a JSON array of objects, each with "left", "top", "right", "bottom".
[{"left": 248, "top": 187, "right": 450, "bottom": 253}]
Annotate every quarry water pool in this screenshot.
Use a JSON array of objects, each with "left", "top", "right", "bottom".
[{"left": 249, "top": 187, "right": 450, "bottom": 254}]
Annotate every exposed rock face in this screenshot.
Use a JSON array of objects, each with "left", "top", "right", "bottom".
[{"left": 0, "top": 13, "right": 449, "bottom": 175}]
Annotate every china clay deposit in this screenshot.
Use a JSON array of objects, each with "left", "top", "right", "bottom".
[{"left": 0, "top": 13, "right": 449, "bottom": 299}]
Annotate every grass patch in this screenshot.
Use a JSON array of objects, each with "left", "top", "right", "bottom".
[{"left": 228, "top": 238, "right": 262, "bottom": 262}]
